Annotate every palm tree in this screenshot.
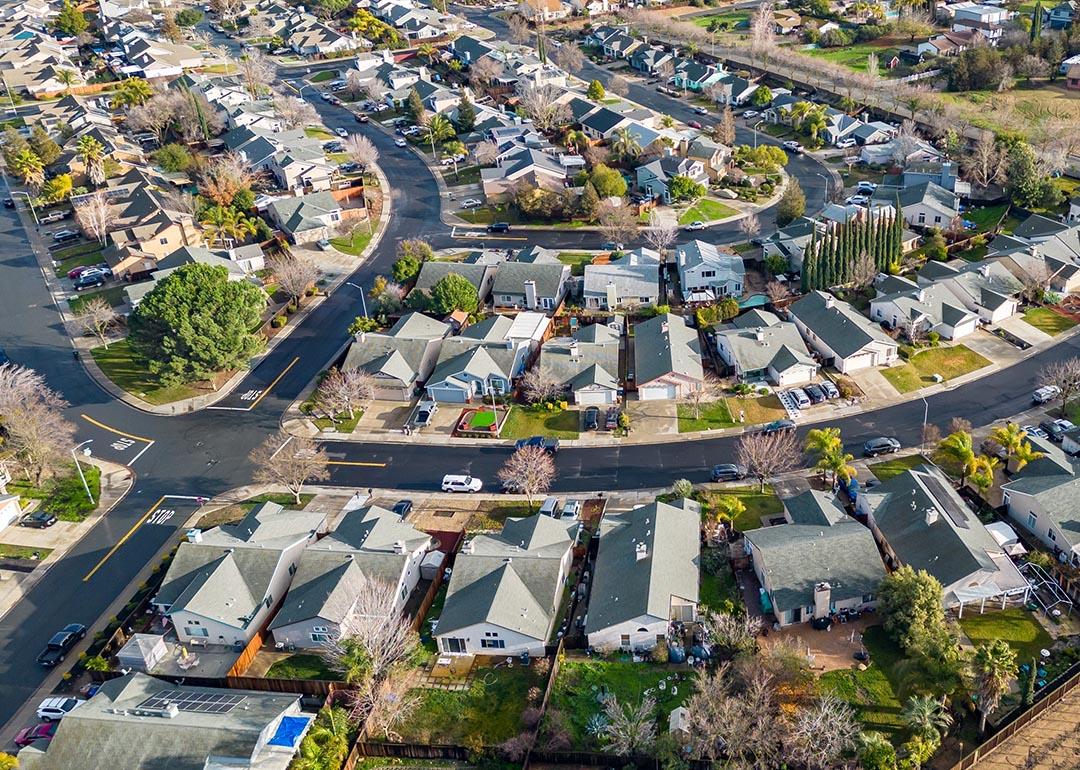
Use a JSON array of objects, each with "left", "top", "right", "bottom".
[
  {"left": 76, "top": 134, "right": 106, "bottom": 187},
  {"left": 902, "top": 694, "right": 953, "bottom": 742},
  {"left": 805, "top": 109, "right": 828, "bottom": 144},
  {"left": 55, "top": 67, "right": 78, "bottom": 95},
  {"left": 934, "top": 430, "right": 976, "bottom": 486},
  {"left": 609, "top": 126, "right": 641, "bottom": 162},
  {"left": 991, "top": 423, "right": 1043, "bottom": 472},
  {"left": 970, "top": 454, "right": 999, "bottom": 493},
  {"left": 112, "top": 77, "right": 153, "bottom": 108},
  {"left": 1011, "top": 440, "right": 1044, "bottom": 472},
  {"left": 416, "top": 42, "right": 438, "bottom": 66},
  {"left": 292, "top": 707, "right": 351, "bottom": 770},
  {"left": 442, "top": 139, "right": 467, "bottom": 176},
  {"left": 200, "top": 205, "right": 256, "bottom": 247},
  {"left": 805, "top": 427, "right": 843, "bottom": 482},
  {"left": 10, "top": 148, "right": 44, "bottom": 190},
  {"left": 563, "top": 129, "right": 588, "bottom": 153},
  {"left": 788, "top": 100, "right": 815, "bottom": 130},
  {"left": 423, "top": 113, "right": 454, "bottom": 158},
  {"left": 972, "top": 639, "right": 1017, "bottom": 734}
]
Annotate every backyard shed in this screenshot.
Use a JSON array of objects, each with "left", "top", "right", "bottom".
[
  {"left": 116, "top": 633, "right": 168, "bottom": 672},
  {"left": 420, "top": 550, "right": 446, "bottom": 581}
]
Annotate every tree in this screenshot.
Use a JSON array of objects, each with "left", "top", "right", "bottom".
[
  {"left": 200, "top": 204, "right": 256, "bottom": 248},
  {"left": 776, "top": 179, "right": 805, "bottom": 226},
  {"left": 765, "top": 280, "right": 789, "bottom": 306},
  {"left": 850, "top": 249, "right": 877, "bottom": 291},
  {"left": 113, "top": 77, "right": 153, "bottom": 109},
  {"left": 644, "top": 211, "right": 678, "bottom": 256},
  {"left": 579, "top": 180, "right": 601, "bottom": 220},
  {"left": 0, "top": 363, "right": 75, "bottom": 487},
  {"left": 250, "top": 431, "right": 330, "bottom": 505},
  {"left": 75, "top": 134, "right": 107, "bottom": 187},
  {"left": 858, "top": 731, "right": 898, "bottom": 770},
  {"left": 738, "top": 213, "right": 760, "bottom": 243},
  {"left": 421, "top": 113, "right": 455, "bottom": 157},
  {"left": 361, "top": 672, "right": 421, "bottom": 741},
  {"left": 406, "top": 88, "right": 425, "bottom": 124},
  {"left": 341, "top": 134, "right": 379, "bottom": 173},
  {"left": 553, "top": 43, "right": 585, "bottom": 74},
  {"left": 128, "top": 264, "right": 266, "bottom": 387},
  {"left": 991, "top": 422, "right": 1043, "bottom": 472},
  {"left": 1039, "top": 357, "right": 1080, "bottom": 416},
  {"left": 429, "top": 273, "right": 478, "bottom": 314},
  {"left": 586, "top": 79, "right": 606, "bottom": 100},
  {"left": 609, "top": 127, "right": 642, "bottom": 162},
  {"left": 497, "top": 446, "right": 556, "bottom": 510},
  {"left": 608, "top": 74, "right": 629, "bottom": 97},
  {"left": 1006, "top": 142, "right": 1061, "bottom": 209},
  {"left": 75, "top": 297, "right": 120, "bottom": 349},
  {"left": 9, "top": 148, "right": 44, "bottom": 190},
  {"left": 669, "top": 175, "right": 705, "bottom": 202},
  {"left": 596, "top": 201, "right": 637, "bottom": 245},
  {"left": 902, "top": 694, "right": 953, "bottom": 742},
  {"left": 737, "top": 429, "right": 800, "bottom": 492},
  {"left": 590, "top": 164, "right": 627, "bottom": 198},
  {"left": 272, "top": 256, "right": 320, "bottom": 308},
  {"left": 706, "top": 495, "right": 744, "bottom": 539},
  {"left": 472, "top": 140, "right": 499, "bottom": 166},
  {"left": 714, "top": 106, "right": 736, "bottom": 146},
  {"left": 878, "top": 566, "right": 951, "bottom": 657},
  {"left": 805, "top": 427, "right": 844, "bottom": 482},
  {"left": 210, "top": 0, "right": 244, "bottom": 25},
  {"left": 74, "top": 190, "right": 112, "bottom": 244},
  {"left": 520, "top": 368, "right": 562, "bottom": 404},
  {"left": 329, "top": 571, "right": 418, "bottom": 681},
  {"left": 751, "top": 85, "right": 773, "bottom": 107},
  {"left": 28, "top": 125, "right": 60, "bottom": 167},
  {"left": 41, "top": 173, "right": 72, "bottom": 204},
  {"left": 273, "top": 94, "right": 319, "bottom": 129},
  {"left": 971, "top": 639, "right": 1017, "bottom": 735},
  {"left": 517, "top": 83, "right": 571, "bottom": 132},
  {"left": 508, "top": 12, "right": 531, "bottom": 43},
  {"left": 454, "top": 94, "right": 476, "bottom": 133},
  {"left": 970, "top": 453, "right": 999, "bottom": 493},
  {"left": 784, "top": 695, "right": 859, "bottom": 770},
  {"left": 238, "top": 50, "right": 276, "bottom": 99},
  {"left": 468, "top": 56, "right": 503, "bottom": 87},
  {"left": 53, "top": 0, "right": 88, "bottom": 36},
  {"left": 294, "top": 707, "right": 352, "bottom": 770},
  {"left": 684, "top": 663, "right": 782, "bottom": 767},
  {"left": 199, "top": 153, "right": 258, "bottom": 208},
  {"left": 176, "top": 7, "right": 203, "bottom": 25},
  {"left": 600, "top": 695, "right": 656, "bottom": 757},
  {"left": 315, "top": 367, "right": 374, "bottom": 421},
  {"left": 935, "top": 429, "right": 977, "bottom": 485}
]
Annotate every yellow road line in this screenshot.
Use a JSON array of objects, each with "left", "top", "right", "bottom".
[
  {"left": 247, "top": 356, "right": 301, "bottom": 410},
  {"left": 327, "top": 460, "right": 388, "bottom": 467},
  {"left": 83, "top": 495, "right": 166, "bottom": 582},
  {"left": 80, "top": 414, "right": 154, "bottom": 444}
]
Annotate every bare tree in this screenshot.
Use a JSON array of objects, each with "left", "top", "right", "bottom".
[
  {"left": 783, "top": 695, "right": 860, "bottom": 770},
  {"left": 600, "top": 696, "right": 657, "bottom": 757},
  {"left": 644, "top": 210, "right": 678, "bottom": 256},
  {"left": 316, "top": 367, "right": 374, "bottom": 420},
  {"left": 344, "top": 69, "right": 367, "bottom": 100},
  {"left": 921, "top": 422, "right": 941, "bottom": 450},
  {"left": 0, "top": 364, "right": 75, "bottom": 486},
  {"left": 342, "top": 133, "right": 379, "bottom": 171},
  {"left": 685, "top": 664, "right": 783, "bottom": 767},
  {"left": 329, "top": 573, "right": 419, "bottom": 679},
  {"left": 519, "top": 368, "right": 563, "bottom": 404},
  {"left": 249, "top": 431, "right": 331, "bottom": 505},
  {"left": 360, "top": 672, "right": 421, "bottom": 741},
  {"left": 949, "top": 416, "right": 972, "bottom": 435},
  {"left": 472, "top": 140, "right": 499, "bottom": 166},
  {"left": 74, "top": 191, "right": 112, "bottom": 244},
  {"left": 702, "top": 610, "right": 762, "bottom": 657},
  {"left": 686, "top": 373, "right": 723, "bottom": 420},
  {"left": 0, "top": 364, "right": 55, "bottom": 415},
  {"left": 1039, "top": 357, "right": 1080, "bottom": 416},
  {"left": 507, "top": 13, "right": 532, "bottom": 43},
  {"left": 597, "top": 201, "right": 638, "bottom": 245},
  {"left": 237, "top": 50, "right": 276, "bottom": 99},
  {"left": 850, "top": 250, "right": 877, "bottom": 291},
  {"left": 468, "top": 56, "right": 504, "bottom": 87},
  {"left": 749, "top": 0, "right": 776, "bottom": 71},
  {"left": 126, "top": 96, "right": 174, "bottom": 145},
  {"left": 74, "top": 296, "right": 120, "bottom": 348},
  {"left": 273, "top": 94, "right": 319, "bottom": 129},
  {"left": 892, "top": 119, "right": 921, "bottom": 167},
  {"left": 866, "top": 51, "right": 880, "bottom": 83},
  {"left": 199, "top": 153, "right": 260, "bottom": 207},
  {"left": 714, "top": 106, "right": 736, "bottom": 146},
  {"left": 210, "top": 0, "right": 243, "bottom": 25},
  {"left": 737, "top": 428, "right": 800, "bottom": 492},
  {"left": 497, "top": 445, "right": 556, "bottom": 510},
  {"left": 765, "top": 280, "right": 789, "bottom": 307},
  {"left": 516, "top": 82, "right": 571, "bottom": 132},
  {"left": 160, "top": 187, "right": 198, "bottom": 217},
  {"left": 963, "top": 132, "right": 1005, "bottom": 189},
  {"left": 738, "top": 213, "right": 761, "bottom": 243},
  {"left": 272, "top": 256, "right": 320, "bottom": 308},
  {"left": 553, "top": 43, "right": 585, "bottom": 74},
  {"left": 608, "top": 74, "right": 629, "bottom": 98}
]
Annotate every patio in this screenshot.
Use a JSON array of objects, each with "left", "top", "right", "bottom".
[
  {"left": 147, "top": 627, "right": 241, "bottom": 678},
  {"left": 760, "top": 613, "right": 879, "bottom": 673}
]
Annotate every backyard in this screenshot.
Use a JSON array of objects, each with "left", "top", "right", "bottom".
[
  {"left": 805, "top": 41, "right": 900, "bottom": 74},
  {"left": 881, "top": 345, "right": 992, "bottom": 394},
  {"left": 699, "top": 485, "right": 783, "bottom": 532},
  {"left": 964, "top": 203, "right": 1009, "bottom": 234},
  {"left": 90, "top": 339, "right": 200, "bottom": 405},
  {"left": 264, "top": 653, "right": 336, "bottom": 681},
  {"left": 502, "top": 406, "right": 580, "bottom": 439},
  {"left": 1022, "top": 306, "right": 1077, "bottom": 337},
  {"left": 557, "top": 251, "right": 596, "bottom": 277},
  {"left": 700, "top": 547, "right": 741, "bottom": 614},
  {"left": 817, "top": 625, "right": 905, "bottom": 737},
  {"left": 958, "top": 608, "right": 1053, "bottom": 661},
  {"left": 677, "top": 198, "right": 739, "bottom": 226}
]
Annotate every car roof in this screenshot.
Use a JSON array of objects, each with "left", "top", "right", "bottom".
[{"left": 39, "top": 697, "right": 76, "bottom": 709}]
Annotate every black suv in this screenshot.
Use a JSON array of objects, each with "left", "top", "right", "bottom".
[
  {"left": 515, "top": 435, "right": 559, "bottom": 454},
  {"left": 863, "top": 437, "right": 901, "bottom": 457},
  {"left": 37, "top": 624, "right": 87, "bottom": 667},
  {"left": 584, "top": 406, "right": 600, "bottom": 431},
  {"left": 486, "top": 222, "right": 511, "bottom": 233},
  {"left": 711, "top": 464, "right": 747, "bottom": 482}
]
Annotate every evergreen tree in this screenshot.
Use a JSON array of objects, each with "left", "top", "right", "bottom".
[
  {"left": 1031, "top": 1, "right": 1043, "bottom": 42},
  {"left": 892, "top": 208, "right": 904, "bottom": 265},
  {"left": 804, "top": 228, "right": 818, "bottom": 292},
  {"left": 54, "top": 0, "right": 88, "bottom": 37},
  {"left": 407, "top": 88, "right": 425, "bottom": 123},
  {"left": 455, "top": 95, "right": 476, "bottom": 133},
  {"left": 580, "top": 180, "right": 600, "bottom": 220}
]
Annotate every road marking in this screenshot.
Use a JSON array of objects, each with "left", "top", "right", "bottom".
[
  {"left": 83, "top": 495, "right": 167, "bottom": 582},
  {"left": 327, "top": 460, "right": 388, "bottom": 467},
  {"left": 147, "top": 508, "right": 175, "bottom": 525},
  {"left": 206, "top": 357, "right": 300, "bottom": 412},
  {"left": 79, "top": 414, "right": 155, "bottom": 464},
  {"left": 80, "top": 414, "right": 154, "bottom": 444},
  {"left": 451, "top": 232, "right": 527, "bottom": 241}
]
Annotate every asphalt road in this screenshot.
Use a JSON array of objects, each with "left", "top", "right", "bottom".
[{"left": 0, "top": 35, "right": 1069, "bottom": 740}]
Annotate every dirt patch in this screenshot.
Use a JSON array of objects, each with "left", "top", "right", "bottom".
[{"left": 762, "top": 613, "right": 879, "bottom": 673}]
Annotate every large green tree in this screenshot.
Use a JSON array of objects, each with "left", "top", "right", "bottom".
[
  {"left": 776, "top": 178, "right": 805, "bottom": 226},
  {"left": 1006, "top": 142, "right": 1062, "bottom": 209},
  {"left": 54, "top": 0, "right": 88, "bottom": 36},
  {"left": 428, "top": 273, "right": 478, "bottom": 314},
  {"left": 878, "top": 565, "right": 951, "bottom": 657},
  {"left": 29, "top": 124, "right": 61, "bottom": 166},
  {"left": 590, "top": 163, "right": 627, "bottom": 198},
  {"left": 128, "top": 264, "right": 267, "bottom": 386},
  {"left": 972, "top": 639, "right": 1017, "bottom": 734}
]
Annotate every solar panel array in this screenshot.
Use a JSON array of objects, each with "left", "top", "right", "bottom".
[
  {"left": 923, "top": 475, "right": 970, "bottom": 529},
  {"left": 138, "top": 690, "right": 246, "bottom": 714}
]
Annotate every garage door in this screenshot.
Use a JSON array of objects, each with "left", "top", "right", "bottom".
[
  {"left": 639, "top": 384, "right": 677, "bottom": 401},
  {"left": 576, "top": 389, "right": 612, "bottom": 405},
  {"left": 426, "top": 386, "right": 468, "bottom": 403}
]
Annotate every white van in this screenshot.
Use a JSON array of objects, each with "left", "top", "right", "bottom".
[
  {"left": 442, "top": 474, "right": 482, "bottom": 493},
  {"left": 538, "top": 497, "right": 560, "bottom": 517}
]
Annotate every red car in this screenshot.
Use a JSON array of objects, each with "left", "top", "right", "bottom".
[
  {"left": 14, "top": 722, "right": 56, "bottom": 747},
  {"left": 687, "top": 120, "right": 703, "bottom": 129}
]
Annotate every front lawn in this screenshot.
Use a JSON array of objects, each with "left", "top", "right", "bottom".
[
  {"left": 677, "top": 400, "right": 735, "bottom": 432},
  {"left": 330, "top": 227, "right": 374, "bottom": 256},
  {"left": 817, "top": 625, "right": 905, "bottom": 737},
  {"left": 677, "top": 198, "right": 738, "bottom": 226},
  {"left": 881, "top": 345, "right": 992, "bottom": 394},
  {"left": 726, "top": 394, "right": 787, "bottom": 426},
  {"left": 90, "top": 339, "right": 199, "bottom": 405},
  {"left": 68, "top": 285, "right": 127, "bottom": 313},
  {"left": 0, "top": 543, "right": 53, "bottom": 560},
  {"left": 304, "top": 126, "right": 336, "bottom": 140},
  {"left": 395, "top": 663, "right": 544, "bottom": 746},
  {"left": 442, "top": 165, "right": 481, "bottom": 186},
  {"left": 53, "top": 242, "right": 105, "bottom": 276},
  {"left": 310, "top": 70, "right": 336, "bottom": 83},
  {"left": 869, "top": 453, "right": 927, "bottom": 481},
  {"left": 265, "top": 653, "right": 336, "bottom": 681},
  {"left": 545, "top": 658, "right": 691, "bottom": 750},
  {"left": 1022, "top": 306, "right": 1076, "bottom": 336},
  {"left": 502, "top": 406, "right": 580, "bottom": 439},
  {"left": 7, "top": 464, "right": 101, "bottom": 522},
  {"left": 958, "top": 608, "right": 1053, "bottom": 661},
  {"left": 557, "top": 251, "right": 595, "bottom": 277},
  {"left": 699, "top": 485, "right": 783, "bottom": 531},
  {"left": 311, "top": 410, "right": 363, "bottom": 433}
]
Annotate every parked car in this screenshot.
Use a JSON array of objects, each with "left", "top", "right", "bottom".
[
  {"left": 711, "top": 463, "right": 747, "bottom": 482},
  {"left": 856, "top": 181, "right": 878, "bottom": 194},
  {"left": 687, "top": 120, "right": 702, "bottom": 129},
  {"left": 14, "top": 722, "right": 57, "bottom": 747},
  {"left": 52, "top": 229, "right": 79, "bottom": 243},
  {"left": 394, "top": 137, "right": 408, "bottom": 147},
  {"left": 863, "top": 437, "right": 901, "bottom": 457},
  {"left": 845, "top": 194, "right": 869, "bottom": 206},
  {"left": 694, "top": 106, "right": 709, "bottom": 115},
  {"left": 67, "top": 264, "right": 101, "bottom": 279},
  {"left": 804, "top": 383, "right": 826, "bottom": 404},
  {"left": 414, "top": 399, "right": 438, "bottom": 427},
  {"left": 461, "top": 198, "right": 482, "bottom": 209},
  {"left": 72, "top": 271, "right": 106, "bottom": 291},
  {"left": 316, "top": 238, "right": 332, "bottom": 251},
  {"left": 486, "top": 222, "right": 511, "bottom": 233},
  {"left": 36, "top": 625, "right": 86, "bottom": 668},
  {"left": 1023, "top": 424, "right": 1049, "bottom": 440},
  {"left": 584, "top": 405, "right": 600, "bottom": 431},
  {"left": 538, "top": 497, "right": 560, "bottom": 516},
  {"left": 441, "top": 474, "right": 482, "bottom": 493},
  {"left": 3, "top": 197, "right": 13, "bottom": 208},
  {"left": 515, "top": 435, "right": 559, "bottom": 454},
  {"left": 820, "top": 380, "right": 840, "bottom": 399},
  {"left": 561, "top": 499, "right": 582, "bottom": 519},
  {"left": 355, "top": 113, "right": 369, "bottom": 123},
  {"left": 39, "top": 209, "right": 68, "bottom": 224},
  {"left": 788, "top": 388, "right": 811, "bottom": 409},
  {"left": 391, "top": 500, "right": 413, "bottom": 516},
  {"left": 742, "top": 110, "right": 759, "bottom": 119},
  {"left": 782, "top": 140, "right": 803, "bottom": 153},
  {"left": 684, "top": 220, "right": 706, "bottom": 231},
  {"left": 1033, "top": 385, "right": 1061, "bottom": 404},
  {"left": 36, "top": 697, "right": 84, "bottom": 722},
  {"left": 20, "top": 511, "right": 57, "bottom": 528},
  {"left": 1040, "top": 419, "right": 1075, "bottom": 442},
  {"left": 601, "top": 241, "right": 624, "bottom": 251},
  {"left": 605, "top": 408, "right": 619, "bottom": 430},
  {"left": 835, "top": 138, "right": 857, "bottom": 149},
  {"left": 762, "top": 419, "right": 796, "bottom": 434}
]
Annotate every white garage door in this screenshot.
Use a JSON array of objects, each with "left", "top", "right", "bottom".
[
  {"left": 576, "top": 389, "right": 613, "bottom": 405},
  {"left": 639, "top": 384, "right": 677, "bottom": 401}
]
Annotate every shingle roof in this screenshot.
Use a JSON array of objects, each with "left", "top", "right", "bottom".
[
  {"left": 539, "top": 324, "right": 620, "bottom": 392},
  {"left": 413, "top": 261, "right": 490, "bottom": 293},
  {"left": 789, "top": 291, "right": 895, "bottom": 359},
  {"left": 492, "top": 261, "right": 567, "bottom": 299},
  {"left": 716, "top": 318, "right": 816, "bottom": 375},
  {"left": 633, "top": 313, "right": 703, "bottom": 385}
]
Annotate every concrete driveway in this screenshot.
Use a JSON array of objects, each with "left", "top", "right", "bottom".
[{"left": 626, "top": 399, "right": 679, "bottom": 436}]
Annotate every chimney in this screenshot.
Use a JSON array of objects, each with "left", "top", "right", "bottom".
[
  {"left": 461, "top": 539, "right": 474, "bottom": 554},
  {"left": 754, "top": 329, "right": 766, "bottom": 342},
  {"left": 916, "top": 288, "right": 926, "bottom": 303},
  {"left": 393, "top": 540, "right": 406, "bottom": 554},
  {"left": 925, "top": 507, "right": 939, "bottom": 526},
  {"left": 824, "top": 294, "right": 835, "bottom": 309},
  {"left": 813, "top": 582, "right": 831, "bottom": 620},
  {"left": 162, "top": 703, "right": 179, "bottom": 719},
  {"left": 605, "top": 281, "right": 618, "bottom": 310},
  {"left": 186, "top": 529, "right": 203, "bottom": 543},
  {"left": 635, "top": 541, "right": 648, "bottom": 561},
  {"left": 524, "top": 279, "right": 538, "bottom": 309}
]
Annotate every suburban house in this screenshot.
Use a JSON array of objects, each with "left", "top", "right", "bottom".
[
  {"left": 788, "top": 291, "right": 899, "bottom": 373},
  {"left": 744, "top": 490, "right": 885, "bottom": 627},
  {"left": 269, "top": 505, "right": 432, "bottom": 649},
  {"left": 636, "top": 155, "right": 709, "bottom": 204},
  {"left": 481, "top": 147, "right": 570, "bottom": 201},
  {"left": 948, "top": 1, "right": 1009, "bottom": 42},
  {"left": 491, "top": 260, "right": 570, "bottom": 312},
  {"left": 917, "top": 29, "right": 982, "bottom": 57},
  {"left": 671, "top": 59, "right": 724, "bottom": 92},
  {"left": 630, "top": 45, "right": 674, "bottom": 75},
  {"left": 633, "top": 313, "right": 704, "bottom": 400},
  {"left": 265, "top": 191, "right": 343, "bottom": 245},
  {"left": 15, "top": 673, "right": 311, "bottom": 770},
  {"left": 583, "top": 257, "right": 661, "bottom": 310},
  {"left": 860, "top": 137, "right": 941, "bottom": 166},
  {"left": 685, "top": 136, "right": 732, "bottom": 181},
  {"left": 424, "top": 313, "right": 549, "bottom": 402},
  {"left": 586, "top": 500, "right": 700, "bottom": 651},
  {"left": 762, "top": 217, "right": 822, "bottom": 272},
  {"left": 887, "top": 160, "right": 971, "bottom": 197},
  {"left": 870, "top": 278, "right": 980, "bottom": 340},
  {"left": 714, "top": 309, "right": 819, "bottom": 386},
  {"left": 708, "top": 74, "right": 759, "bottom": 106},
  {"left": 990, "top": 222, "right": 1080, "bottom": 294},
  {"left": 152, "top": 503, "right": 327, "bottom": 647},
  {"left": 599, "top": 30, "right": 643, "bottom": 60},
  {"left": 342, "top": 312, "right": 451, "bottom": 401},
  {"left": 913, "top": 259, "right": 1022, "bottom": 323},
  {"left": 1000, "top": 437, "right": 1080, "bottom": 568},
  {"left": 871, "top": 181, "right": 960, "bottom": 229},
  {"left": 411, "top": 261, "right": 495, "bottom": 308},
  {"left": 773, "top": 8, "right": 803, "bottom": 33},
  {"left": 675, "top": 240, "right": 745, "bottom": 302},
  {"left": 538, "top": 323, "right": 622, "bottom": 405},
  {"left": 857, "top": 465, "right": 1030, "bottom": 610},
  {"left": 435, "top": 515, "right": 577, "bottom": 656},
  {"left": 580, "top": 106, "right": 635, "bottom": 141},
  {"left": 1048, "top": 0, "right": 1078, "bottom": 28},
  {"left": 97, "top": 182, "right": 202, "bottom": 279},
  {"left": 518, "top": 0, "right": 570, "bottom": 21}
]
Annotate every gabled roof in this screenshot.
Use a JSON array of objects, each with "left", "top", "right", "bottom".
[
  {"left": 789, "top": 291, "right": 896, "bottom": 359},
  {"left": 716, "top": 317, "right": 816, "bottom": 375},
  {"left": 676, "top": 240, "right": 745, "bottom": 283},
  {"left": 583, "top": 262, "right": 660, "bottom": 301},
  {"left": 581, "top": 106, "right": 629, "bottom": 134},
  {"left": 342, "top": 312, "right": 449, "bottom": 387},
  {"left": 492, "top": 260, "right": 568, "bottom": 299},
  {"left": 413, "top": 261, "right": 490, "bottom": 293},
  {"left": 267, "top": 191, "right": 340, "bottom": 235},
  {"left": 633, "top": 313, "right": 703, "bottom": 385},
  {"left": 539, "top": 324, "right": 620, "bottom": 392}
]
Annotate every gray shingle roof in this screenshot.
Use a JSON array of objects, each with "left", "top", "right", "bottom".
[
  {"left": 341, "top": 311, "right": 450, "bottom": 388},
  {"left": 716, "top": 317, "right": 815, "bottom": 375},
  {"left": 492, "top": 261, "right": 568, "bottom": 299},
  {"left": 583, "top": 263, "right": 660, "bottom": 302},
  {"left": 539, "top": 324, "right": 620, "bottom": 392},
  {"left": 789, "top": 291, "right": 895, "bottom": 359},
  {"left": 633, "top": 313, "right": 703, "bottom": 386},
  {"left": 412, "top": 261, "right": 490, "bottom": 294}
]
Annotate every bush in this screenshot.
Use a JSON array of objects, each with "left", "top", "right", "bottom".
[
  {"left": 271, "top": 314, "right": 287, "bottom": 328},
  {"left": 650, "top": 640, "right": 669, "bottom": 663},
  {"left": 701, "top": 548, "right": 727, "bottom": 575},
  {"left": 927, "top": 331, "right": 940, "bottom": 346}
]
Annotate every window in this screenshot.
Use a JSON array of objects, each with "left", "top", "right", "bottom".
[
  {"left": 1027, "top": 512, "right": 1037, "bottom": 529},
  {"left": 1049, "top": 528, "right": 1057, "bottom": 542},
  {"left": 481, "top": 638, "right": 506, "bottom": 649},
  {"left": 620, "top": 634, "right": 631, "bottom": 647},
  {"left": 187, "top": 626, "right": 209, "bottom": 637},
  {"left": 159, "top": 237, "right": 168, "bottom": 245},
  {"left": 444, "top": 637, "right": 466, "bottom": 653},
  {"left": 701, "top": 270, "right": 715, "bottom": 278},
  {"left": 311, "top": 632, "right": 330, "bottom": 643},
  {"left": 917, "top": 212, "right": 926, "bottom": 224},
  {"left": 934, "top": 215, "right": 942, "bottom": 224}
]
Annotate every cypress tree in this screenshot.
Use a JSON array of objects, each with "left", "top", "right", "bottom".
[
  {"left": 1031, "top": 1, "right": 1042, "bottom": 42},
  {"left": 803, "top": 229, "right": 817, "bottom": 292},
  {"left": 892, "top": 206, "right": 904, "bottom": 265}
]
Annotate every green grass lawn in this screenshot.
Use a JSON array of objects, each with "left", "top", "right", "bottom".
[
  {"left": 310, "top": 70, "right": 337, "bottom": 83},
  {"left": 677, "top": 198, "right": 738, "bottom": 226},
  {"left": 881, "top": 345, "right": 992, "bottom": 394},
  {"left": 503, "top": 406, "right": 580, "bottom": 439},
  {"left": 677, "top": 400, "right": 735, "bottom": 432},
  {"left": 304, "top": 126, "right": 335, "bottom": 140},
  {"left": 869, "top": 454, "right": 927, "bottom": 481},
  {"left": 691, "top": 9, "right": 750, "bottom": 28},
  {"left": 1022, "top": 306, "right": 1077, "bottom": 336},
  {"left": 455, "top": 206, "right": 589, "bottom": 229},
  {"left": 700, "top": 549, "right": 741, "bottom": 614},
  {"left": 265, "top": 653, "right": 336, "bottom": 681},
  {"left": 311, "top": 410, "right": 363, "bottom": 433},
  {"left": 818, "top": 625, "right": 905, "bottom": 737},
  {"left": 54, "top": 248, "right": 105, "bottom": 277},
  {"left": 965, "top": 203, "right": 1009, "bottom": 233},
  {"left": 442, "top": 165, "right": 481, "bottom": 186},
  {"left": 90, "top": 339, "right": 199, "bottom": 405},
  {"left": 700, "top": 485, "right": 783, "bottom": 531},
  {"left": 546, "top": 658, "right": 691, "bottom": 750},
  {"left": 7, "top": 464, "right": 101, "bottom": 522},
  {"left": 330, "top": 227, "right": 374, "bottom": 256},
  {"left": 467, "top": 409, "right": 498, "bottom": 430},
  {"left": 396, "top": 664, "right": 544, "bottom": 746},
  {"left": 557, "top": 251, "right": 595, "bottom": 277},
  {"left": 955, "top": 243, "right": 989, "bottom": 262},
  {"left": 68, "top": 285, "right": 127, "bottom": 313},
  {"left": 958, "top": 608, "right": 1054, "bottom": 661},
  {"left": 0, "top": 543, "right": 53, "bottom": 560},
  {"left": 806, "top": 42, "right": 898, "bottom": 73},
  {"left": 725, "top": 394, "right": 788, "bottom": 426}
]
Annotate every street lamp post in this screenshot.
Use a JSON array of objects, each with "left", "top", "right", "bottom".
[
  {"left": 71, "top": 439, "right": 94, "bottom": 505},
  {"left": 753, "top": 119, "right": 764, "bottom": 149},
  {"left": 344, "top": 281, "right": 369, "bottom": 318},
  {"left": 815, "top": 171, "right": 831, "bottom": 203},
  {"left": 920, "top": 396, "right": 929, "bottom": 449},
  {"left": 8, "top": 190, "right": 39, "bottom": 225}
]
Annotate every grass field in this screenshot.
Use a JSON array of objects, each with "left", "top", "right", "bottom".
[
  {"left": 700, "top": 548, "right": 741, "bottom": 613},
  {"left": 90, "top": 339, "right": 198, "bottom": 405},
  {"left": 881, "top": 345, "right": 992, "bottom": 394},
  {"left": 1022, "top": 306, "right": 1077, "bottom": 336},
  {"left": 52, "top": 242, "right": 104, "bottom": 277},
  {"left": 805, "top": 42, "right": 899, "bottom": 74},
  {"left": 818, "top": 625, "right": 905, "bottom": 737},
  {"left": 310, "top": 70, "right": 336, "bottom": 83},
  {"left": 965, "top": 203, "right": 1010, "bottom": 233},
  {"left": 557, "top": 251, "right": 595, "bottom": 276},
  {"left": 677, "top": 400, "right": 735, "bottom": 432},
  {"left": 330, "top": 227, "right": 374, "bottom": 256},
  {"left": 0, "top": 543, "right": 53, "bottom": 560},
  {"left": 691, "top": 9, "right": 750, "bottom": 28},
  {"left": 503, "top": 406, "right": 580, "bottom": 439},
  {"left": 441, "top": 165, "right": 481, "bottom": 186},
  {"left": 958, "top": 608, "right": 1054, "bottom": 661},
  {"left": 699, "top": 485, "right": 783, "bottom": 531},
  {"left": 68, "top": 285, "right": 127, "bottom": 313},
  {"left": 265, "top": 654, "right": 336, "bottom": 681},
  {"left": 678, "top": 198, "right": 738, "bottom": 225},
  {"left": 933, "top": 84, "right": 1080, "bottom": 140},
  {"left": 869, "top": 453, "right": 927, "bottom": 481},
  {"left": 304, "top": 126, "right": 336, "bottom": 140},
  {"left": 7, "top": 464, "right": 101, "bottom": 522}
]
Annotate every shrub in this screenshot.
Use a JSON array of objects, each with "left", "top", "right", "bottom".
[
  {"left": 650, "top": 640, "right": 669, "bottom": 663},
  {"left": 701, "top": 548, "right": 727, "bottom": 575},
  {"left": 927, "top": 331, "right": 940, "bottom": 346},
  {"left": 271, "top": 314, "right": 287, "bottom": 328}
]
